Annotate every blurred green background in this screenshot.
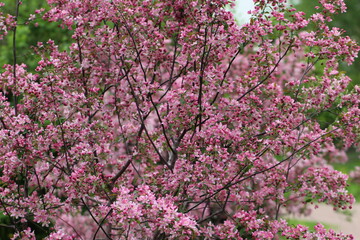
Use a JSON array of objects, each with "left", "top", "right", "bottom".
[
  {"left": 0, "top": 0, "right": 72, "bottom": 70},
  {"left": 294, "top": 0, "right": 360, "bottom": 196}
]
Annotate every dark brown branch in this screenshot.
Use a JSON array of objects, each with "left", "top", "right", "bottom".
[
  {"left": 124, "top": 70, "right": 173, "bottom": 172},
  {"left": 185, "top": 125, "right": 347, "bottom": 213},
  {"left": 149, "top": 95, "right": 176, "bottom": 156},
  {"left": 93, "top": 209, "right": 114, "bottom": 240},
  {"left": 12, "top": 0, "right": 20, "bottom": 116},
  {"left": 0, "top": 198, "right": 19, "bottom": 233},
  {"left": 57, "top": 215, "right": 85, "bottom": 240},
  {"left": 81, "top": 198, "right": 112, "bottom": 240},
  {"left": 198, "top": 27, "right": 210, "bottom": 131},
  {"left": 210, "top": 42, "right": 248, "bottom": 106},
  {"left": 237, "top": 40, "right": 294, "bottom": 102},
  {"left": 111, "top": 159, "right": 131, "bottom": 186}
]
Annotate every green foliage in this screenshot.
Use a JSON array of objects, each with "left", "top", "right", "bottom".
[
  {"left": 332, "top": 148, "right": 360, "bottom": 200},
  {"left": 0, "top": 0, "right": 72, "bottom": 71},
  {"left": 0, "top": 211, "right": 13, "bottom": 239},
  {"left": 293, "top": 0, "right": 360, "bottom": 87}
]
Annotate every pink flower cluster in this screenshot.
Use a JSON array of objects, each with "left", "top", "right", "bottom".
[{"left": 0, "top": 0, "right": 359, "bottom": 239}]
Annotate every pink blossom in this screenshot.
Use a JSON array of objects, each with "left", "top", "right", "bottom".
[{"left": 0, "top": 0, "right": 358, "bottom": 238}]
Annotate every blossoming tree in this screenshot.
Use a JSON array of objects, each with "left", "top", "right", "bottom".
[{"left": 0, "top": 0, "right": 359, "bottom": 239}]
